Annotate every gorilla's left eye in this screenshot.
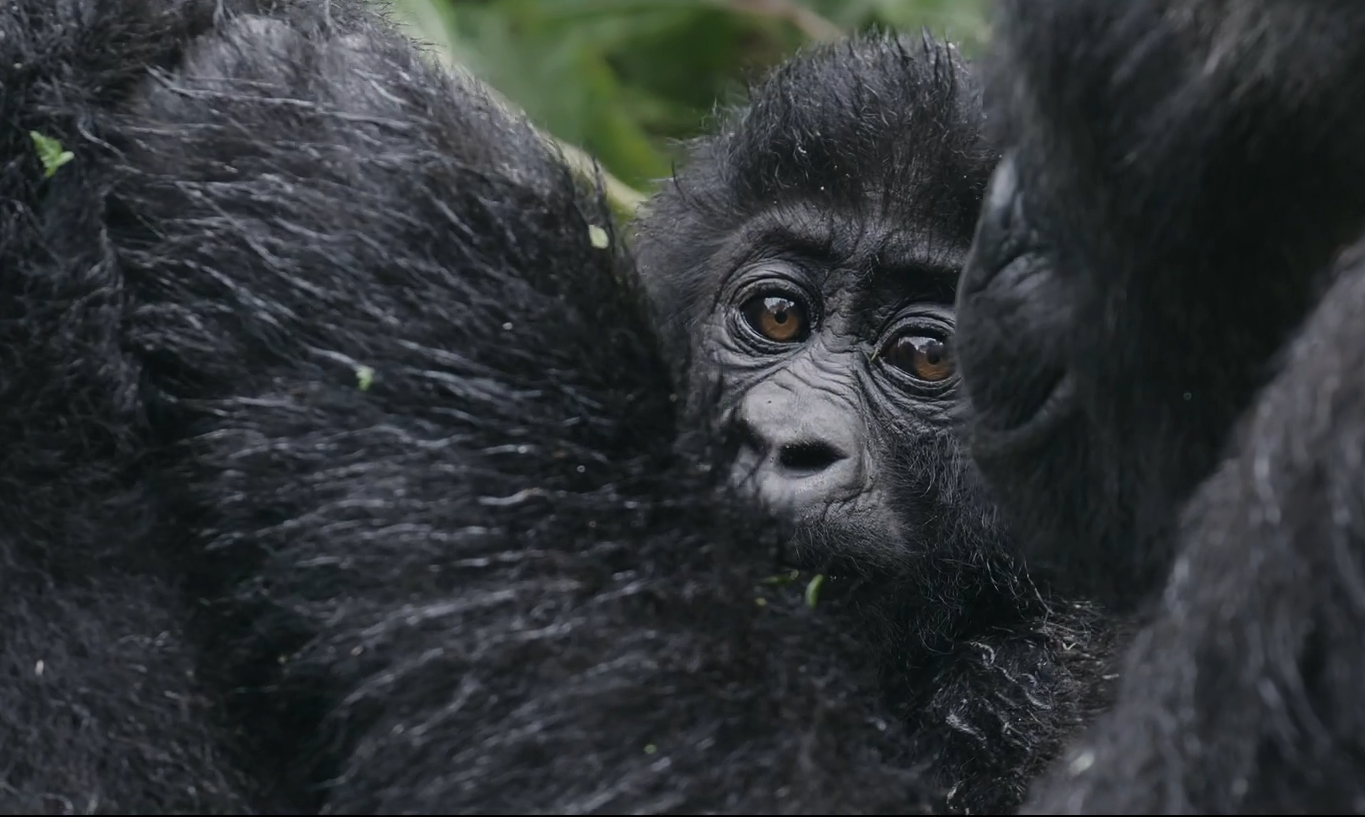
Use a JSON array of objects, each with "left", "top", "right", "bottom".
[
  {"left": 740, "top": 293, "right": 811, "bottom": 343},
  {"left": 881, "top": 331, "right": 954, "bottom": 382}
]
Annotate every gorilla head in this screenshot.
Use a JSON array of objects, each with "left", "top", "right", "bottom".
[
  {"left": 638, "top": 34, "right": 1000, "bottom": 580},
  {"left": 955, "top": 4, "right": 1365, "bottom": 811}
]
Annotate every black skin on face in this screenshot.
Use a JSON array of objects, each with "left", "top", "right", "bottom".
[
  {"left": 638, "top": 34, "right": 996, "bottom": 580},
  {"left": 958, "top": 0, "right": 1365, "bottom": 811},
  {"left": 696, "top": 206, "right": 965, "bottom": 576}
]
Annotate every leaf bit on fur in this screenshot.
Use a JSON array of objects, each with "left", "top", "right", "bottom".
[{"left": 30, "top": 130, "right": 74, "bottom": 178}]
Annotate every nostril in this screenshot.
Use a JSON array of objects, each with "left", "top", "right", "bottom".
[{"left": 777, "top": 439, "right": 846, "bottom": 473}]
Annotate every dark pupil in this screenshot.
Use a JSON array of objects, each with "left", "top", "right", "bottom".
[
  {"left": 766, "top": 298, "right": 792, "bottom": 323},
  {"left": 916, "top": 337, "right": 944, "bottom": 364}
]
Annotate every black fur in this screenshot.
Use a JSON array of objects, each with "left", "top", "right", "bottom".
[
  {"left": 0, "top": 0, "right": 255, "bottom": 811},
  {"left": 638, "top": 33, "right": 989, "bottom": 362},
  {"left": 8, "top": 0, "right": 938, "bottom": 812},
  {"left": 121, "top": 7, "right": 924, "bottom": 809},
  {"left": 958, "top": 0, "right": 1365, "bottom": 811}
]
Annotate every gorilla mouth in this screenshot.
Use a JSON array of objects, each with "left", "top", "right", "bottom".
[
  {"left": 772, "top": 509, "right": 910, "bottom": 582},
  {"left": 770, "top": 541, "right": 876, "bottom": 598},
  {"left": 970, "top": 369, "right": 1078, "bottom": 461}
]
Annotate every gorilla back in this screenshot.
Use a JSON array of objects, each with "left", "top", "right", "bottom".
[{"left": 3, "top": 0, "right": 949, "bottom": 812}]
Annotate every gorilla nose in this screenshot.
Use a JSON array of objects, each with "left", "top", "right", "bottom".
[{"left": 732, "top": 394, "right": 863, "bottom": 512}]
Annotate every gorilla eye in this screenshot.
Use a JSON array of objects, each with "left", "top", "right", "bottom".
[
  {"left": 881, "top": 332, "right": 954, "bottom": 382},
  {"left": 740, "top": 294, "right": 810, "bottom": 343}
]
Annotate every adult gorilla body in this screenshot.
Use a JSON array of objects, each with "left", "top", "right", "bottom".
[
  {"left": 958, "top": 0, "right": 1365, "bottom": 812},
  {"left": 5, "top": 0, "right": 1103, "bottom": 812}
]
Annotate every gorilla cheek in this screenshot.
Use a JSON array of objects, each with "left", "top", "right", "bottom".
[{"left": 958, "top": 160, "right": 1080, "bottom": 462}]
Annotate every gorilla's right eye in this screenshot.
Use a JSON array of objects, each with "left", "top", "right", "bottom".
[{"left": 740, "top": 293, "right": 810, "bottom": 343}]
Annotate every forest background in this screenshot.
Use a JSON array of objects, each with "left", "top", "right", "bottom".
[{"left": 385, "top": 0, "right": 990, "bottom": 218}]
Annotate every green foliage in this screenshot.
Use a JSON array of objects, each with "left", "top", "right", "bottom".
[
  {"left": 587, "top": 223, "right": 611, "bottom": 249},
  {"left": 30, "top": 130, "right": 74, "bottom": 178},
  {"left": 804, "top": 573, "right": 825, "bottom": 608},
  {"left": 385, "top": 0, "right": 988, "bottom": 202},
  {"left": 355, "top": 365, "right": 376, "bottom": 392}
]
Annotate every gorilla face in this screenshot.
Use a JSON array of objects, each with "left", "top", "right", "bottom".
[
  {"left": 637, "top": 34, "right": 1000, "bottom": 578},
  {"left": 700, "top": 208, "right": 967, "bottom": 574},
  {"left": 953, "top": 152, "right": 1137, "bottom": 600}
]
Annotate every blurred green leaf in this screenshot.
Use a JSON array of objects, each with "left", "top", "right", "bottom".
[{"left": 381, "top": 0, "right": 989, "bottom": 199}]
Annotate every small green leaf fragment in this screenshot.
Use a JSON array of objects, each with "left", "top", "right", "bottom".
[
  {"left": 643, "top": 743, "right": 657, "bottom": 755},
  {"left": 588, "top": 224, "right": 609, "bottom": 249},
  {"left": 760, "top": 568, "right": 801, "bottom": 586},
  {"left": 30, "top": 131, "right": 74, "bottom": 178},
  {"left": 355, "top": 365, "right": 375, "bottom": 391},
  {"left": 804, "top": 574, "right": 826, "bottom": 608},
  {"left": 754, "top": 597, "right": 767, "bottom": 607}
]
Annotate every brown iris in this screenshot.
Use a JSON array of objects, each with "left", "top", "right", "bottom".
[
  {"left": 741, "top": 294, "right": 810, "bottom": 343},
  {"left": 881, "top": 333, "right": 953, "bottom": 382}
]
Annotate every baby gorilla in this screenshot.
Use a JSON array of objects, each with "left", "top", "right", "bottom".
[
  {"left": 639, "top": 35, "right": 987, "bottom": 580},
  {"left": 638, "top": 33, "right": 1122, "bottom": 813}
]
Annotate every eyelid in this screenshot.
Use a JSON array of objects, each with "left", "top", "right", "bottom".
[{"left": 876, "top": 314, "right": 953, "bottom": 348}]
